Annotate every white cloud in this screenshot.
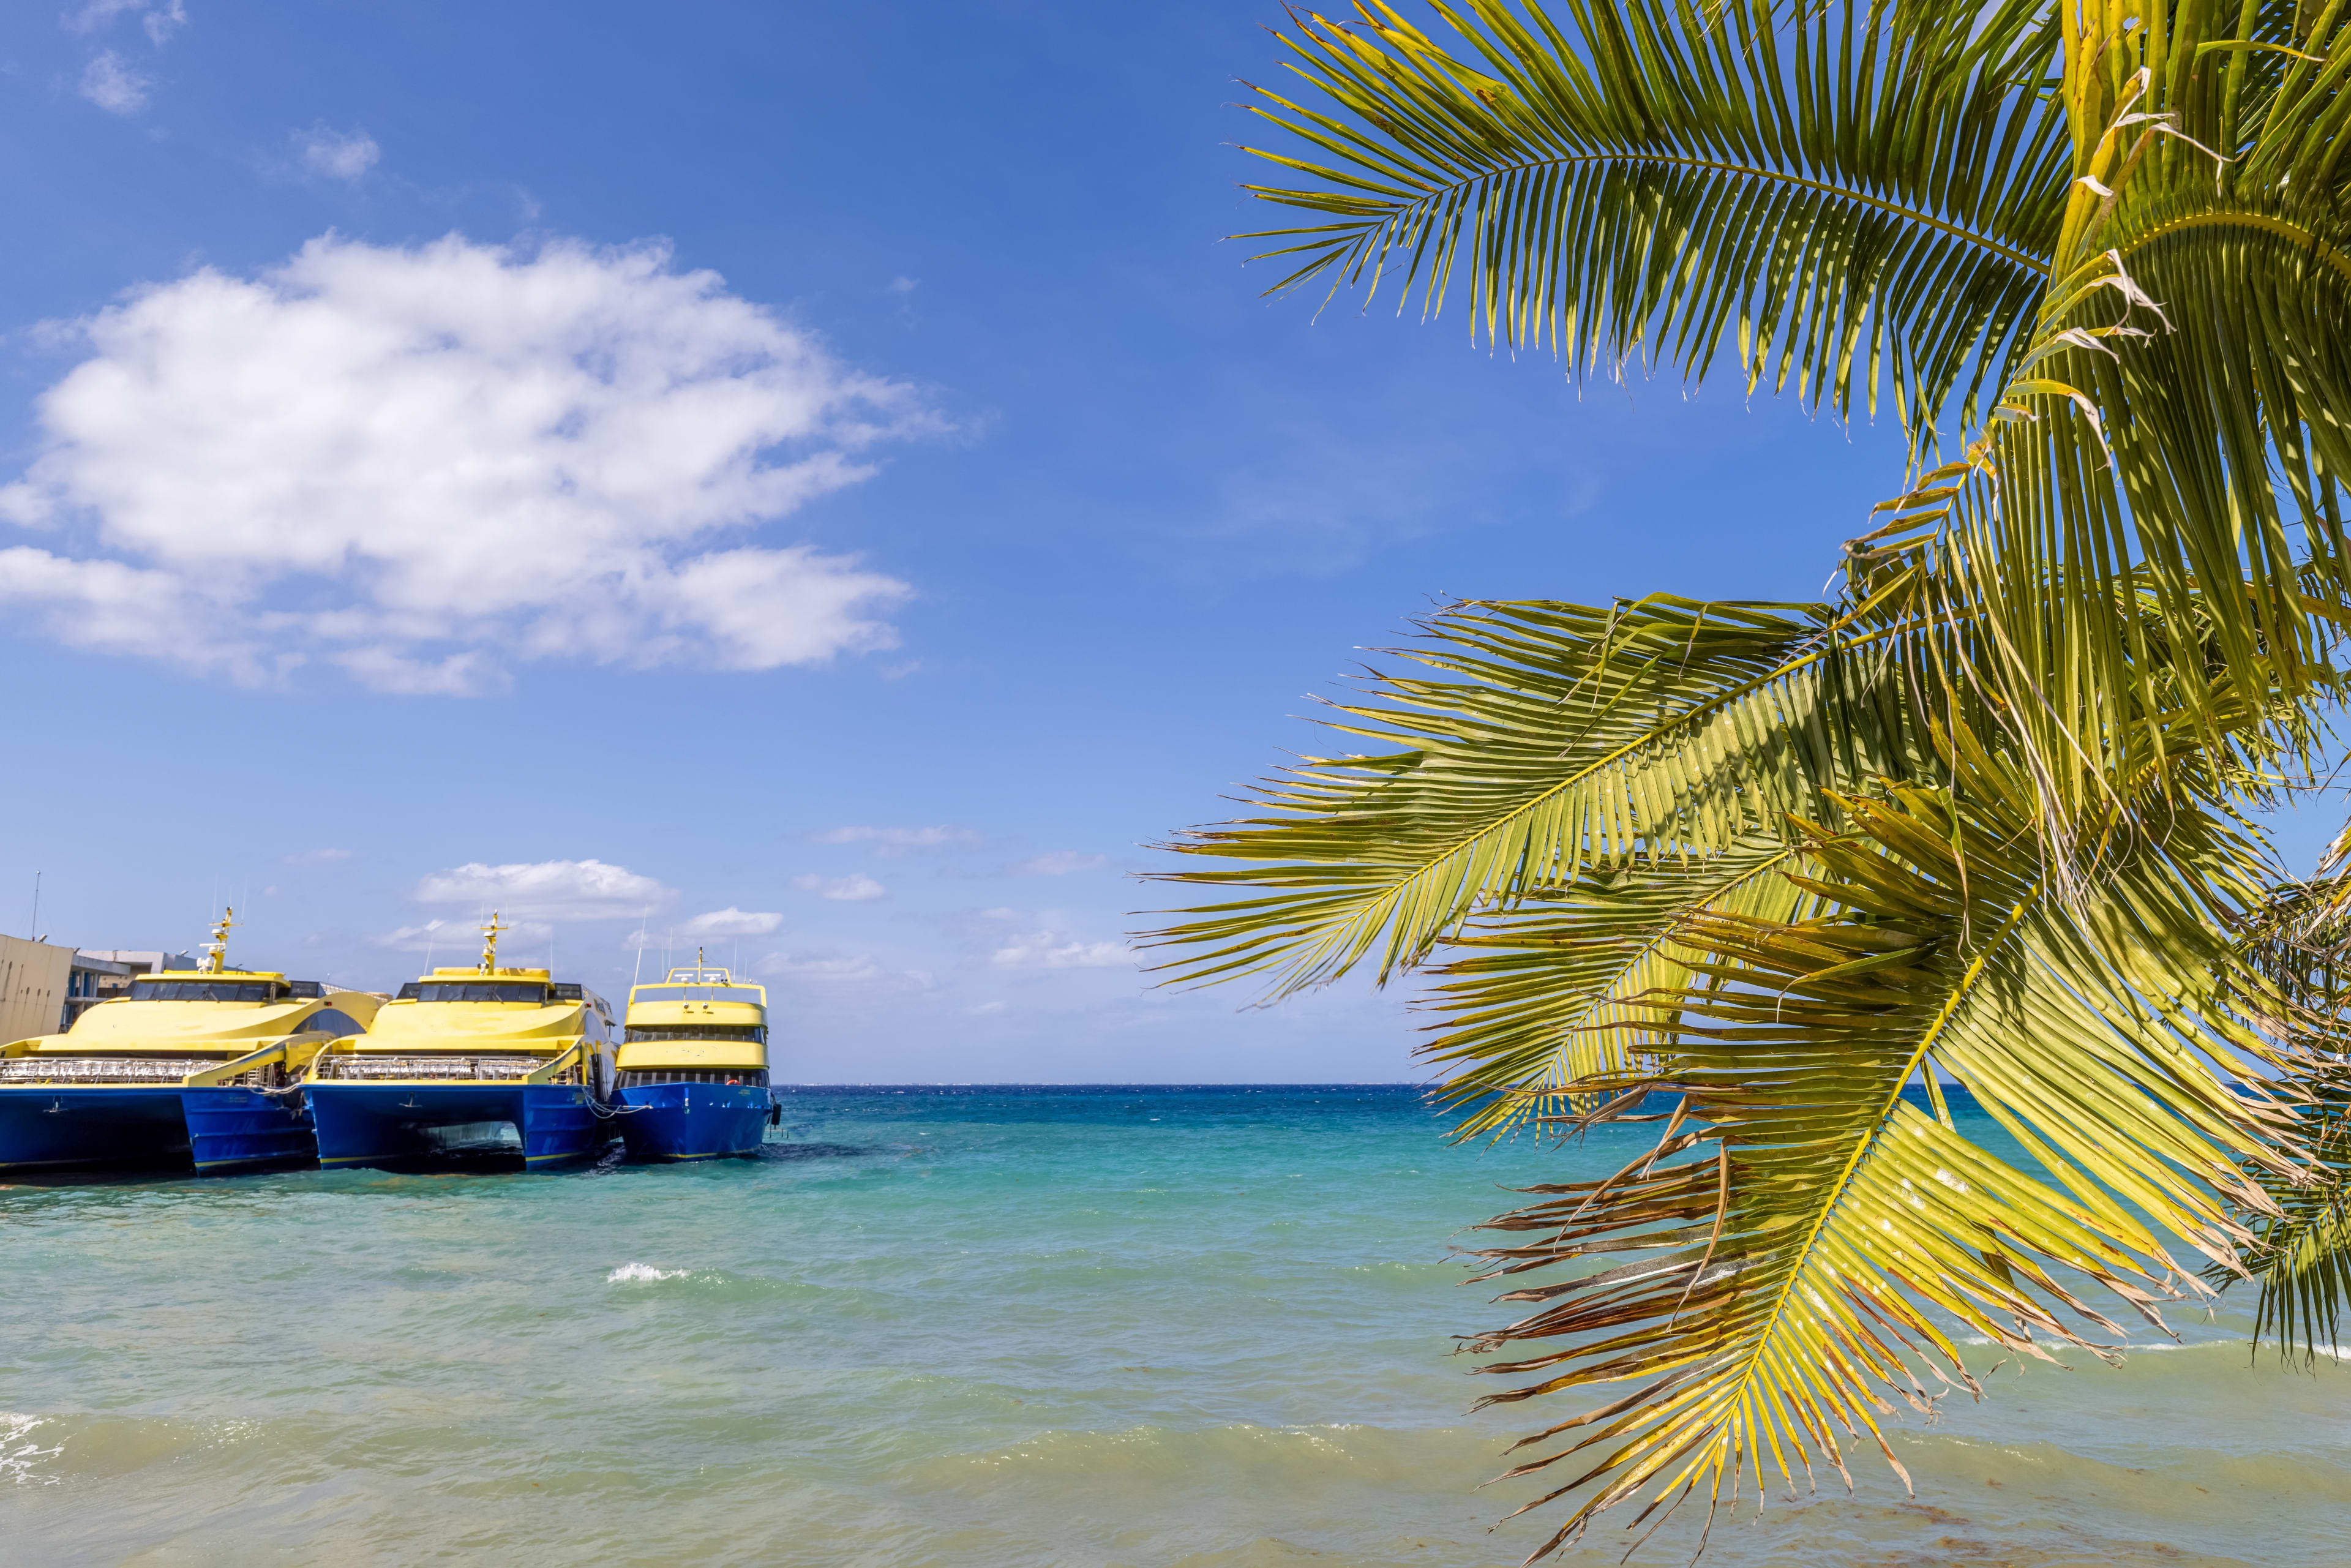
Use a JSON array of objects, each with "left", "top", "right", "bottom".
[
  {"left": 413, "top": 858, "right": 675, "bottom": 921},
  {"left": 761, "top": 951, "right": 932, "bottom": 990},
  {"left": 808, "top": 825, "right": 980, "bottom": 855},
  {"left": 766, "top": 953, "right": 877, "bottom": 983},
  {"left": 679, "top": 906, "right": 782, "bottom": 937},
  {"left": 282, "top": 847, "right": 352, "bottom": 865},
  {"left": 294, "top": 124, "right": 380, "bottom": 180},
  {"left": 372, "top": 916, "right": 551, "bottom": 954},
  {"left": 79, "top": 51, "right": 147, "bottom": 113},
  {"left": 372, "top": 920, "right": 451, "bottom": 951},
  {"left": 791, "top": 872, "right": 885, "bottom": 902},
  {"left": 68, "top": 1, "right": 185, "bottom": 45},
  {"left": 1006, "top": 850, "right": 1108, "bottom": 876},
  {"left": 0, "top": 234, "right": 929, "bottom": 692},
  {"left": 989, "top": 930, "right": 1130, "bottom": 969}
]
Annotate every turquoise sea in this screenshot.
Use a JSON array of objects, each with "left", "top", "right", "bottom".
[{"left": 3, "top": 1085, "right": 2347, "bottom": 1567}]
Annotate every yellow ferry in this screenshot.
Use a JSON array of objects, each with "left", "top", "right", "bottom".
[
  {"left": 612, "top": 953, "right": 776, "bottom": 1160},
  {"left": 0, "top": 910, "right": 380, "bottom": 1172},
  {"left": 303, "top": 915, "right": 615, "bottom": 1169}
]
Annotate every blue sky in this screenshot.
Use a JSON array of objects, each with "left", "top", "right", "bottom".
[{"left": 1, "top": 2, "right": 2311, "bottom": 1082}]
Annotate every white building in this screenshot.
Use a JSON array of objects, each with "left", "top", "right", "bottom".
[
  {"left": 61, "top": 950, "right": 197, "bottom": 1029},
  {"left": 0, "top": 936, "right": 72, "bottom": 1045}
]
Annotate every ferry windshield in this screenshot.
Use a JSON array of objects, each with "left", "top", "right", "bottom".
[
  {"left": 630, "top": 986, "right": 762, "bottom": 1003},
  {"left": 413, "top": 982, "right": 549, "bottom": 1004},
  {"left": 624, "top": 1024, "right": 768, "bottom": 1043},
  {"left": 129, "top": 980, "right": 276, "bottom": 1002}
]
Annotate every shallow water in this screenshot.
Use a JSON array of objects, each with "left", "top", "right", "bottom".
[{"left": 1, "top": 1085, "right": 2345, "bottom": 1566}]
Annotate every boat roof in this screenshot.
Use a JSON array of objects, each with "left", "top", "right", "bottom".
[
  {"left": 392, "top": 969, "right": 610, "bottom": 1020},
  {"left": 628, "top": 964, "right": 767, "bottom": 1005},
  {"left": 146, "top": 969, "right": 288, "bottom": 983},
  {"left": 418, "top": 966, "right": 553, "bottom": 981}
]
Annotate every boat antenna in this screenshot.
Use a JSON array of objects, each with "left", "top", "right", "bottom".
[
  {"left": 28, "top": 870, "right": 39, "bottom": 942},
  {"left": 631, "top": 909, "right": 648, "bottom": 989},
  {"left": 478, "top": 910, "right": 509, "bottom": 975},
  {"left": 198, "top": 907, "right": 235, "bottom": 974}
]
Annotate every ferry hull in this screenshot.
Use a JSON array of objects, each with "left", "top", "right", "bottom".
[
  {"left": 307, "top": 1082, "right": 608, "bottom": 1169},
  {"left": 181, "top": 1087, "right": 316, "bottom": 1171},
  {"left": 615, "top": 1082, "right": 772, "bottom": 1161},
  {"left": 0, "top": 1086, "right": 191, "bottom": 1170}
]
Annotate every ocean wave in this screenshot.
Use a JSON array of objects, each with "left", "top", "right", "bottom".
[
  {"left": 606, "top": 1263, "right": 689, "bottom": 1283},
  {"left": 1, "top": 1413, "right": 61, "bottom": 1485},
  {"left": 924, "top": 1420, "right": 1491, "bottom": 1488}
]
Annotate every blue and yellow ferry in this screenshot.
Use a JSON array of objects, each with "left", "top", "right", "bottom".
[
  {"left": 304, "top": 916, "right": 615, "bottom": 1169},
  {"left": 612, "top": 955, "right": 776, "bottom": 1161},
  {"left": 0, "top": 910, "right": 380, "bottom": 1172}
]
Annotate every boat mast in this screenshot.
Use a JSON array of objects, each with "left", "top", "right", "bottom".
[
  {"left": 478, "top": 910, "right": 510, "bottom": 975},
  {"left": 197, "top": 907, "right": 235, "bottom": 974}
]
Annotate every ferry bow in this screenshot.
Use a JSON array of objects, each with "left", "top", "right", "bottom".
[
  {"left": 0, "top": 910, "right": 380, "bottom": 1172},
  {"left": 304, "top": 915, "right": 617, "bottom": 1169},
  {"left": 613, "top": 951, "right": 776, "bottom": 1161}
]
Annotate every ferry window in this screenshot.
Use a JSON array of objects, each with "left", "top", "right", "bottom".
[
  {"left": 624, "top": 1024, "right": 767, "bottom": 1043},
  {"left": 549, "top": 983, "right": 583, "bottom": 1001},
  {"left": 629, "top": 985, "right": 762, "bottom": 1003},
  {"left": 304, "top": 1008, "right": 365, "bottom": 1038},
  {"left": 285, "top": 981, "right": 324, "bottom": 999},
  {"left": 129, "top": 980, "right": 275, "bottom": 1002},
  {"left": 620, "top": 1069, "right": 770, "bottom": 1087},
  {"left": 416, "top": 982, "right": 548, "bottom": 1004}
]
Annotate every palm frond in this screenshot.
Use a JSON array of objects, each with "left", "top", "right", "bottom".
[
  {"left": 1859, "top": 0, "right": 2351, "bottom": 839},
  {"left": 2211, "top": 844, "right": 2351, "bottom": 1360},
  {"left": 1459, "top": 779, "right": 2302, "bottom": 1559},
  {"left": 1159, "top": 0, "right": 2351, "bottom": 1555},
  {"left": 1420, "top": 835, "right": 1814, "bottom": 1137},
  {"left": 1237, "top": 0, "right": 2070, "bottom": 454},
  {"left": 1144, "top": 595, "right": 1930, "bottom": 998}
]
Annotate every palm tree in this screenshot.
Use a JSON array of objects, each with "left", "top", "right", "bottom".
[{"left": 1146, "top": 0, "right": 2351, "bottom": 1558}]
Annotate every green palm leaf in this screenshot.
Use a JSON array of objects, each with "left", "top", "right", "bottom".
[
  {"left": 1869, "top": 0, "right": 2351, "bottom": 833},
  {"left": 2211, "top": 853, "right": 2351, "bottom": 1360},
  {"left": 1459, "top": 779, "right": 2303, "bottom": 1558},
  {"left": 1239, "top": 0, "right": 2070, "bottom": 453},
  {"left": 1146, "top": 595, "right": 1929, "bottom": 997},
  {"left": 1159, "top": 0, "right": 2351, "bottom": 1554},
  {"left": 1422, "top": 835, "right": 1813, "bottom": 1137}
]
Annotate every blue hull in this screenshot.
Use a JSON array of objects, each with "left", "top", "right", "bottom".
[
  {"left": 614, "top": 1082, "right": 771, "bottom": 1161},
  {"left": 0, "top": 1086, "right": 190, "bottom": 1170},
  {"left": 307, "top": 1082, "right": 609, "bottom": 1169},
  {"left": 182, "top": 1087, "right": 316, "bottom": 1171}
]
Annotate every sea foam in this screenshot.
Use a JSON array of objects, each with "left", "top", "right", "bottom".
[{"left": 1, "top": 1414, "right": 61, "bottom": 1485}]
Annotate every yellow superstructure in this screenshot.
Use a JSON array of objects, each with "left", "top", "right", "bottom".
[
  {"left": 618, "top": 961, "right": 768, "bottom": 1085},
  {"left": 304, "top": 910, "right": 609, "bottom": 1089},
  {"left": 309, "top": 965, "right": 610, "bottom": 1088},
  {"left": 0, "top": 909, "right": 381, "bottom": 1089}
]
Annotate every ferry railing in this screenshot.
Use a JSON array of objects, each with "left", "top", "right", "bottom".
[
  {"left": 523, "top": 1040, "right": 588, "bottom": 1086},
  {"left": 182, "top": 1040, "right": 296, "bottom": 1088},
  {"left": 311, "top": 1053, "right": 547, "bottom": 1082},
  {"left": 0, "top": 1056, "right": 224, "bottom": 1084},
  {"left": 0, "top": 1035, "right": 329, "bottom": 1088},
  {"left": 304, "top": 1039, "right": 591, "bottom": 1085}
]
